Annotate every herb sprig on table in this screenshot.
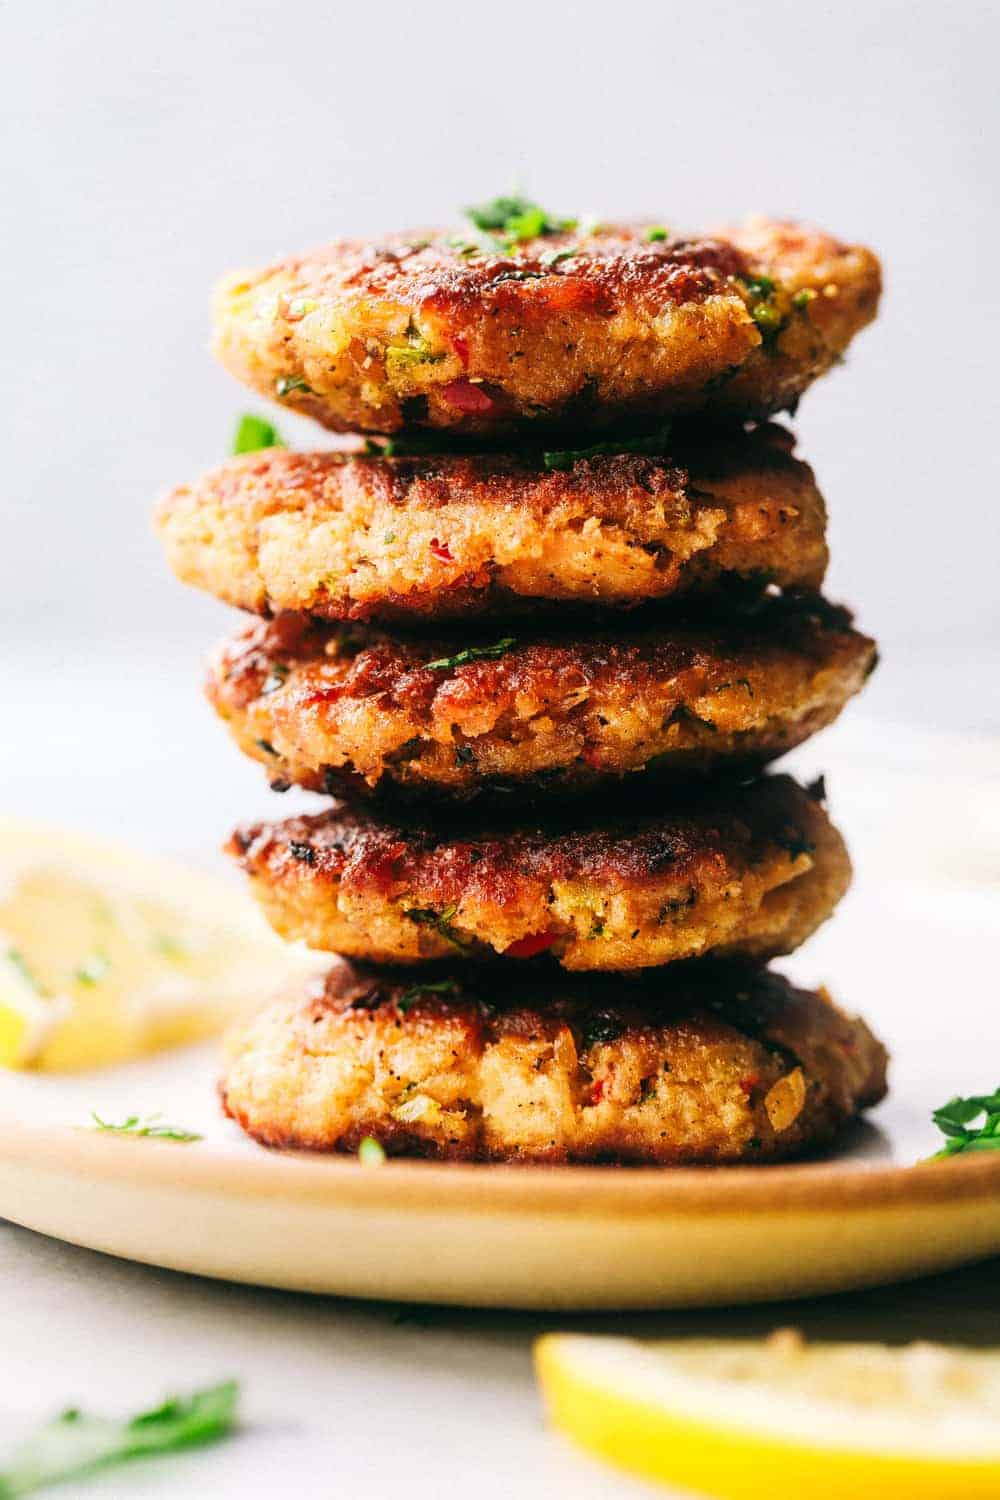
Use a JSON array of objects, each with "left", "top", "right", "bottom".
[
  {"left": 0, "top": 1381, "right": 238, "bottom": 1496},
  {"left": 929, "top": 1088, "right": 1000, "bottom": 1158}
]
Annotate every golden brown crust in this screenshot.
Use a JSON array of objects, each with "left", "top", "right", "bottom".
[
  {"left": 155, "top": 425, "right": 828, "bottom": 624},
  {"left": 227, "top": 776, "right": 850, "bottom": 972},
  {"left": 207, "top": 596, "right": 876, "bottom": 804},
  {"left": 212, "top": 216, "right": 880, "bottom": 435},
  {"left": 220, "top": 958, "right": 888, "bottom": 1163}
]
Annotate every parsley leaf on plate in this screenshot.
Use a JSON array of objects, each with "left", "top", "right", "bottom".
[
  {"left": 90, "top": 1112, "right": 202, "bottom": 1144},
  {"left": 930, "top": 1088, "right": 1000, "bottom": 1158}
]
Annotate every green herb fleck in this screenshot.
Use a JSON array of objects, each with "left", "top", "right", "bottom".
[
  {"left": 232, "top": 414, "right": 285, "bottom": 456},
  {"left": 793, "top": 288, "right": 817, "bottom": 309},
  {"left": 929, "top": 1089, "right": 1000, "bottom": 1159},
  {"left": 255, "top": 738, "right": 277, "bottom": 756},
  {"left": 403, "top": 903, "right": 467, "bottom": 949},
  {"left": 751, "top": 302, "right": 784, "bottom": 337},
  {"left": 0, "top": 1380, "right": 238, "bottom": 1496},
  {"left": 5, "top": 947, "right": 48, "bottom": 997},
  {"left": 397, "top": 979, "right": 461, "bottom": 1014},
  {"left": 542, "top": 423, "right": 673, "bottom": 470},
  {"left": 386, "top": 331, "right": 444, "bottom": 368},
  {"left": 539, "top": 248, "right": 575, "bottom": 269},
  {"left": 358, "top": 1136, "right": 386, "bottom": 1166},
  {"left": 454, "top": 744, "right": 476, "bottom": 768},
  {"left": 463, "top": 195, "right": 576, "bottom": 254},
  {"left": 425, "top": 638, "right": 516, "bottom": 671},
  {"left": 91, "top": 1113, "right": 202, "bottom": 1144},
  {"left": 74, "top": 954, "right": 110, "bottom": 988},
  {"left": 645, "top": 226, "right": 669, "bottom": 242},
  {"left": 275, "top": 375, "right": 313, "bottom": 398},
  {"left": 587, "top": 916, "right": 606, "bottom": 940},
  {"left": 383, "top": 530, "right": 397, "bottom": 544}
]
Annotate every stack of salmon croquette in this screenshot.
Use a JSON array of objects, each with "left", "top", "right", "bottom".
[{"left": 157, "top": 201, "right": 889, "bottom": 1165}]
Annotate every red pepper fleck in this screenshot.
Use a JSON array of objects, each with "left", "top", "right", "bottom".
[
  {"left": 429, "top": 538, "right": 454, "bottom": 563},
  {"left": 739, "top": 1074, "right": 761, "bottom": 1095},
  {"left": 442, "top": 378, "right": 496, "bottom": 413},
  {"left": 504, "top": 930, "right": 557, "bottom": 959},
  {"left": 591, "top": 1078, "right": 606, "bottom": 1104}
]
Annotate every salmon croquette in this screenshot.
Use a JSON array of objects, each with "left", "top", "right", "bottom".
[
  {"left": 155, "top": 425, "right": 828, "bottom": 624},
  {"left": 208, "top": 595, "right": 876, "bottom": 804},
  {"left": 212, "top": 214, "right": 880, "bottom": 437},
  {"left": 219, "top": 957, "right": 887, "bottom": 1163},
  {"left": 226, "top": 776, "right": 849, "bottom": 972}
]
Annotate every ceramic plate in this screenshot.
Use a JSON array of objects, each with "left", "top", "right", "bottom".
[{"left": 1, "top": 726, "right": 998, "bottom": 1308}]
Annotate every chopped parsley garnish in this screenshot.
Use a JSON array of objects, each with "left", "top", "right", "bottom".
[
  {"left": 386, "top": 331, "right": 444, "bottom": 367},
  {"left": 462, "top": 195, "right": 576, "bottom": 255},
  {"left": 929, "top": 1089, "right": 1000, "bottom": 1158},
  {"left": 425, "top": 638, "right": 516, "bottom": 671},
  {"left": 91, "top": 1112, "right": 202, "bottom": 1143},
  {"left": 288, "top": 842, "right": 317, "bottom": 865},
  {"left": 5, "top": 947, "right": 48, "bottom": 997},
  {"left": 403, "top": 903, "right": 467, "bottom": 949},
  {"left": 275, "top": 375, "right": 313, "bottom": 398},
  {"left": 542, "top": 423, "right": 673, "bottom": 470},
  {"left": 398, "top": 979, "right": 460, "bottom": 1013},
  {"left": 358, "top": 1136, "right": 386, "bottom": 1166},
  {"left": 751, "top": 302, "right": 784, "bottom": 336},
  {"left": 793, "top": 288, "right": 817, "bottom": 309},
  {"left": 0, "top": 1380, "right": 238, "bottom": 1496},
  {"left": 74, "top": 954, "right": 110, "bottom": 987},
  {"left": 645, "top": 225, "right": 669, "bottom": 242},
  {"left": 232, "top": 414, "right": 285, "bottom": 456}
]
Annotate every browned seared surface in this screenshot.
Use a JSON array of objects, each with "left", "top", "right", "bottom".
[
  {"left": 155, "top": 425, "right": 827, "bottom": 624},
  {"left": 208, "top": 594, "right": 875, "bottom": 803},
  {"left": 212, "top": 216, "right": 880, "bottom": 435},
  {"left": 220, "top": 957, "right": 887, "bottom": 1163},
  {"left": 227, "top": 776, "right": 849, "bottom": 971}
]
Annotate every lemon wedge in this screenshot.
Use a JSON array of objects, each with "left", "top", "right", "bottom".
[
  {"left": 0, "top": 816, "right": 315, "bottom": 1070},
  {"left": 535, "top": 1331, "right": 1000, "bottom": 1499}
]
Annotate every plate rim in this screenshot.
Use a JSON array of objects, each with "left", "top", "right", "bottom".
[{"left": 4, "top": 1118, "right": 1000, "bottom": 1219}]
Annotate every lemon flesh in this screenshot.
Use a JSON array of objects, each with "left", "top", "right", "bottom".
[
  {"left": 0, "top": 816, "right": 314, "bottom": 1071},
  {"left": 535, "top": 1333, "right": 1000, "bottom": 1499}
]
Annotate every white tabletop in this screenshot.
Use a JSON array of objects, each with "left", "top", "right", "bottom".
[{"left": 3, "top": 647, "right": 999, "bottom": 1498}]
